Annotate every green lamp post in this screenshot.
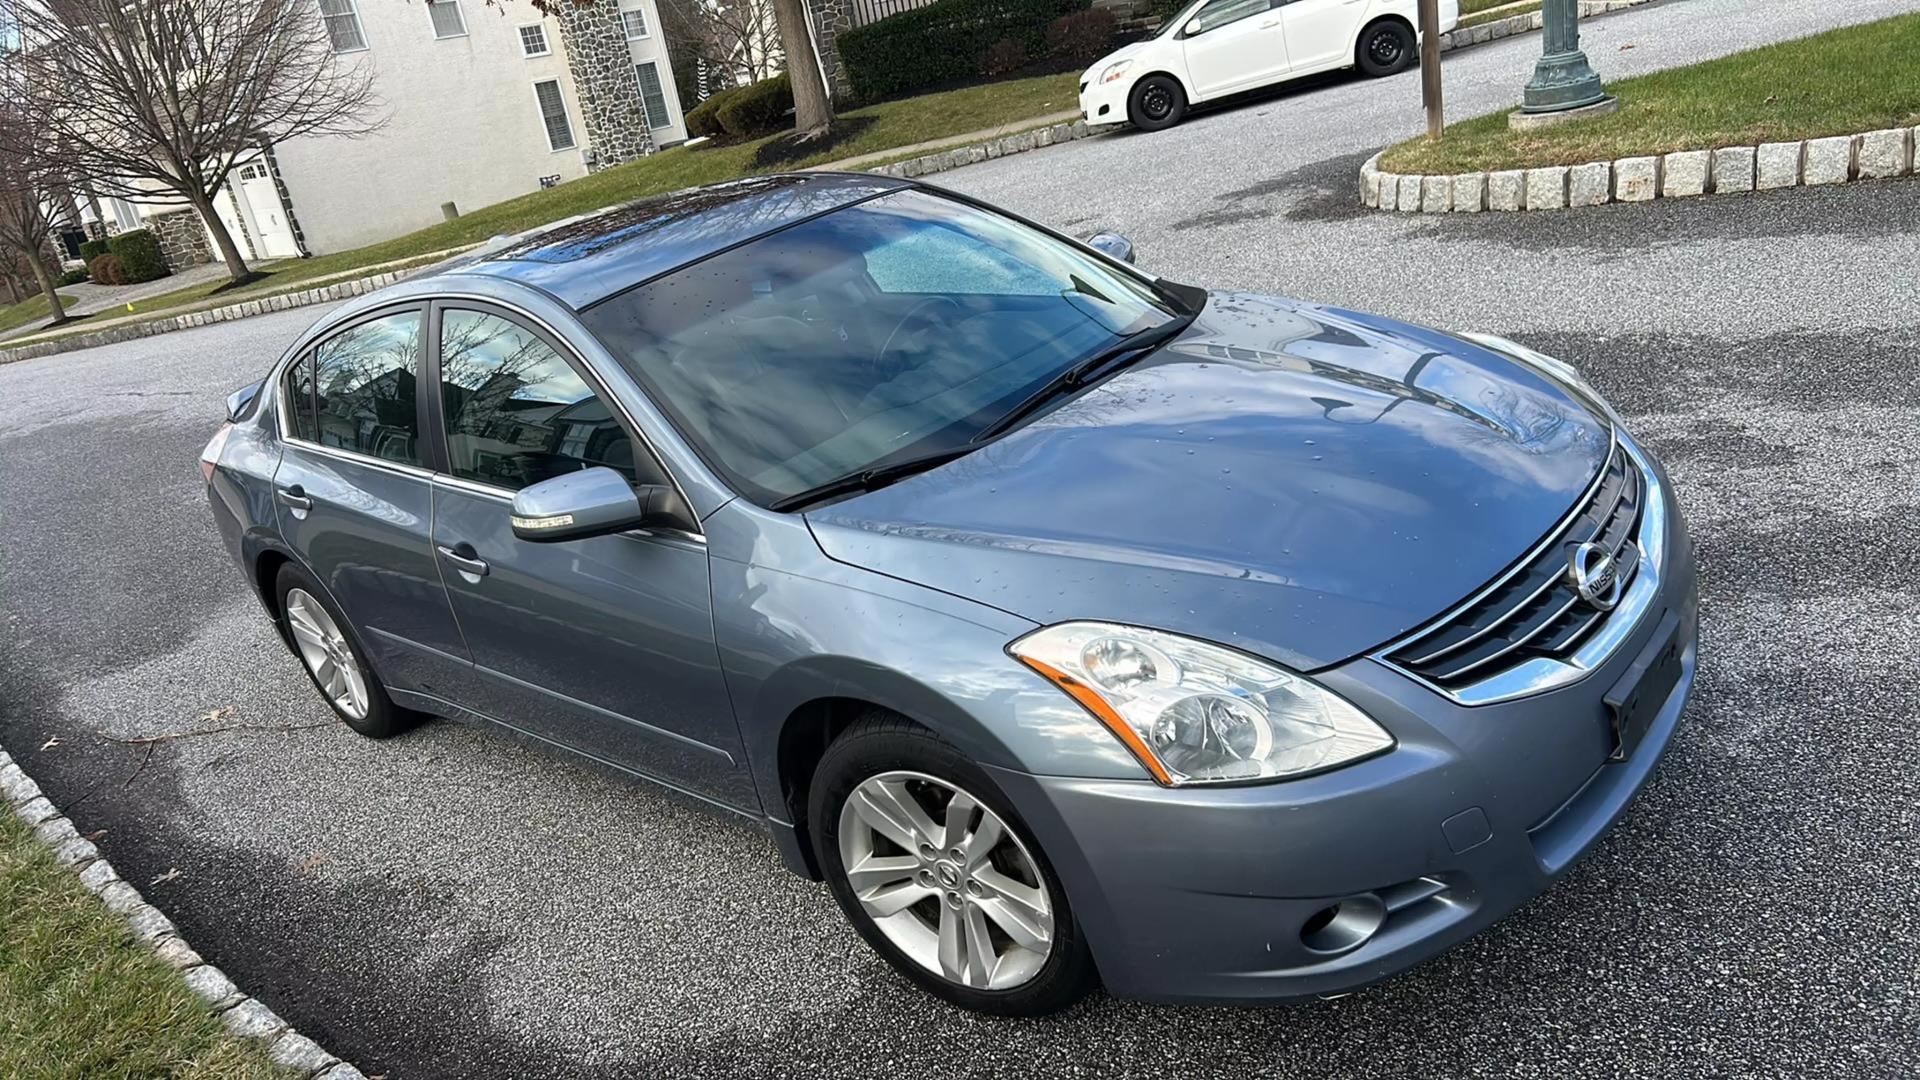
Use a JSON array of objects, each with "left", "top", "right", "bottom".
[{"left": 1513, "top": 0, "right": 1616, "bottom": 128}]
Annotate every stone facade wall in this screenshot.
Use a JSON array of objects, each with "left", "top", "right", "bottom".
[
  {"left": 806, "top": 0, "right": 854, "bottom": 101},
  {"left": 554, "top": 0, "right": 657, "bottom": 171},
  {"left": 148, "top": 208, "right": 213, "bottom": 268}
]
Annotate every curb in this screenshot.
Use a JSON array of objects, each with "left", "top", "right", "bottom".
[
  {"left": 1436, "top": 0, "right": 1650, "bottom": 55},
  {"left": 0, "top": 267, "right": 418, "bottom": 367},
  {"left": 865, "top": 118, "right": 1118, "bottom": 181},
  {"left": 1361, "top": 125, "right": 1919, "bottom": 213},
  {"left": 0, "top": 745, "right": 366, "bottom": 1080}
]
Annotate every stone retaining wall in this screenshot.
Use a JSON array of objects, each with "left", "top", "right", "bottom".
[{"left": 1363, "top": 126, "right": 1919, "bottom": 213}]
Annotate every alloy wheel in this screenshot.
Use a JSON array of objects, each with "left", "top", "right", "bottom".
[
  {"left": 836, "top": 771, "right": 1055, "bottom": 991},
  {"left": 285, "top": 588, "right": 369, "bottom": 720}
]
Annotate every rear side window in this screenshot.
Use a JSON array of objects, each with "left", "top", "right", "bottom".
[
  {"left": 437, "top": 308, "right": 656, "bottom": 490},
  {"left": 284, "top": 353, "right": 319, "bottom": 442},
  {"left": 313, "top": 311, "right": 423, "bottom": 466}
]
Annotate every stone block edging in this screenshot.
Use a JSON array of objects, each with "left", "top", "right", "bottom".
[
  {"left": 0, "top": 745, "right": 366, "bottom": 1080},
  {"left": 0, "top": 267, "right": 413, "bottom": 367},
  {"left": 1361, "top": 125, "right": 1918, "bottom": 213},
  {"left": 1436, "top": 0, "right": 1650, "bottom": 56},
  {"left": 867, "top": 118, "right": 1114, "bottom": 182}
]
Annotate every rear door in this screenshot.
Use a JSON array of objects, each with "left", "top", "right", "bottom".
[
  {"left": 422, "top": 301, "right": 752, "bottom": 808},
  {"left": 1275, "top": 0, "right": 1366, "bottom": 72},
  {"left": 1179, "top": 0, "right": 1289, "bottom": 99},
  {"left": 272, "top": 305, "right": 472, "bottom": 699}
]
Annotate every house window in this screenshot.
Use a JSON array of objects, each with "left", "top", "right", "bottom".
[
  {"left": 427, "top": 0, "right": 467, "bottom": 39},
  {"left": 317, "top": 0, "right": 367, "bottom": 52},
  {"left": 236, "top": 162, "right": 269, "bottom": 182},
  {"left": 634, "top": 62, "right": 672, "bottom": 131},
  {"left": 518, "top": 24, "right": 550, "bottom": 56},
  {"left": 533, "top": 80, "right": 576, "bottom": 151},
  {"left": 109, "top": 198, "right": 141, "bottom": 232},
  {"left": 620, "top": 6, "right": 649, "bottom": 39}
]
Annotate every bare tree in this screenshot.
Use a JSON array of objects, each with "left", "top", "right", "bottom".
[
  {"left": 0, "top": 0, "right": 382, "bottom": 285},
  {"left": 0, "top": 108, "right": 73, "bottom": 325},
  {"left": 657, "top": 0, "right": 783, "bottom": 91}
]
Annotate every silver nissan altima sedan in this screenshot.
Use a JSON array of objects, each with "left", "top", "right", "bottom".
[{"left": 202, "top": 174, "right": 1696, "bottom": 1015}]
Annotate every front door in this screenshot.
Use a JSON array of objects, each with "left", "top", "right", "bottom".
[
  {"left": 237, "top": 162, "right": 300, "bottom": 259},
  {"left": 272, "top": 306, "right": 472, "bottom": 698},
  {"left": 423, "top": 303, "right": 752, "bottom": 808},
  {"left": 1180, "top": 0, "right": 1289, "bottom": 99},
  {"left": 1276, "top": 0, "right": 1366, "bottom": 72}
]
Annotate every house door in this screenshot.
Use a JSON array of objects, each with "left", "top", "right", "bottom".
[{"left": 236, "top": 162, "right": 300, "bottom": 258}]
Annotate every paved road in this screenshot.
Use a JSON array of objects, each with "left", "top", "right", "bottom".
[{"left": 5, "top": 1, "right": 1920, "bottom": 1076}]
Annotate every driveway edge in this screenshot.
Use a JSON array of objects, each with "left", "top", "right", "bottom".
[
  {"left": 0, "top": 745, "right": 366, "bottom": 1080},
  {"left": 867, "top": 118, "right": 1120, "bottom": 181},
  {"left": 1361, "top": 125, "right": 1918, "bottom": 212},
  {"left": 1437, "top": 0, "right": 1651, "bottom": 56}
]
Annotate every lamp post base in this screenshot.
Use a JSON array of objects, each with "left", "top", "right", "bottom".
[
  {"left": 1521, "top": 47, "right": 1608, "bottom": 113},
  {"left": 1508, "top": 94, "right": 1618, "bottom": 130}
]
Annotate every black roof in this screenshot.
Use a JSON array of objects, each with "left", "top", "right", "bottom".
[{"left": 454, "top": 173, "right": 908, "bottom": 309}]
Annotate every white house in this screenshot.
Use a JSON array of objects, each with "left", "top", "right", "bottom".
[{"left": 81, "top": 0, "right": 689, "bottom": 262}]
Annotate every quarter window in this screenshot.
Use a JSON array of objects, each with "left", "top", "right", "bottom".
[
  {"left": 312, "top": 311, "right": 423, "bottom": 465},
  {"left": 1187, "top": 0, "right": 1269, "bottom": 33},
  {"left": 318, "top": 0, "right": 368, "bottom": 52},
  {"left": 427, "top": 0, "right": 467, "bottom": 38},
  {"left": 634, "top": 62, "right": 671, "bottom": 130},
  {"left": 518, "top": 23, "right": 550, "bottom": 56},
  {"left": 438, "top": 309, "right": 649, "bottom": 490},
  {"left": 533, "top": 79, "right": 576, "bottom": 151},
  {"left": 284, "top": 353, "right": 319, "bottom": 442}
]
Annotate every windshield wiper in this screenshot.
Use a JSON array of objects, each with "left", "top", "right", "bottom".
[
  {"left": 971, "top": 315, "right": 1192, "bottom": 445},
  {"left": 769, "top": 444, "right": 979, "bottom": 513}
]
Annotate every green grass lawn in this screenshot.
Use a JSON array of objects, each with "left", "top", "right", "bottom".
[
  {"left": 0, "top": 811, "right": 287, "bottom": 1079},
  {"left": 10, "top": 73, "right": 1079, "bottom": 343},
  {"left": 0, "top": 292, "right": 77, "bottom": 334},
  {"left": 1460, "top": 0, "right": 1538, "bottom": 29},
  {"left": 1459, "top": 0, "right": 1523, "bottom": 16},
  {"left": 1382, "top": 12, "right": 1920, "bottom": 173}
]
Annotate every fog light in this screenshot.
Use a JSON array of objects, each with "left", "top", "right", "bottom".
[{"left": 1299, "top": 894, "right": 1387, "bottom": 955}]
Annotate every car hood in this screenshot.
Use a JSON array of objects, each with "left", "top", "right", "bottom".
[
  {"left": 805, "top": 293, "right": 1612, "bottom": 671},
  {"left": 1081, "top": 41, "right": 1151, "bottom": 84}
]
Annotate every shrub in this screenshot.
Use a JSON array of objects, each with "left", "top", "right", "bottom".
[
  {"left": 685, "top": 88, "right": 732, "bottom": 139},
  {"left": 57, "top": 267, "right": 90, "bottom": 286},
  {"left": 982, "top": 38, "right": 1029, "bottom": 76},
  {"left": 87, "top": 253, "right": 127, "bottom": 286},
  {"left": 78, "top": 237, "right": 109, "bottom": 261},
  {"left": 1045, "top": 7, "right": 1116, "bottom": 64},
  {"left": 714, "top": 74, "right": 793, "bottom": 138},
  {"left": 106, "top": 228, "right": 169, "bottom": 283},
  {"left": 840, "top": 0, "right": 1090, "bottom": 102}
]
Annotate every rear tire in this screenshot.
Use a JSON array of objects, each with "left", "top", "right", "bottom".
[
  {"left": 810, "top": 712, "right": 1096, "bottom": 1016},
  {"left": 273, "top": 562, "right": 418, "bottom": 739},
  {"left": 1357, "top": 19, "right": 1416, "bottom": 77},
  {"left": 1127, "top": 74, "right": 1187, "bottom": 131}
]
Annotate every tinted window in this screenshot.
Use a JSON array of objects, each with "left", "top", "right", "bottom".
[
  {"left": 314, "top": 311, "right": 422, "bottom": 465},
  {"left": 1190, "top": 0, "right": 1268, "bottom": 32},
  {"left": 438, "top": 309, "right": 644, "bottom": 490},
  {"left": 284, "top": 353, "right": 319, "bottom": 442},
  {"left": 581, "top": 190, "right": 1176, "bottom": 506}
]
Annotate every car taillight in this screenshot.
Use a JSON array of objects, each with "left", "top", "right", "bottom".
[{"left": 200, "top": 423, "right": 234, "bottom": 484}]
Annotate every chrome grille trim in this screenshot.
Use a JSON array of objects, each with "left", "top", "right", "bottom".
[{"left": 1374, "top": 433, "right": 1670, "bottom": 706}]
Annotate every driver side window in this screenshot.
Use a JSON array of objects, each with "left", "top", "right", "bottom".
[
  {"left": 1188, "top": 0, "right": 1270, "bottom": 33},
  {"left": 437, "top": 308, "right": 665, "bottom": 492}
]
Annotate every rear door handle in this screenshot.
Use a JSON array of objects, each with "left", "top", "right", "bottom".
[
  {"left": 277, "top": 485, "right": 312, "bottom": 511},
  {"left": 1260, "top": 17, "right": 1280, "bottom": 26},
  {"left": 437, "top": 543, "right": 490, "bottom": 577}
]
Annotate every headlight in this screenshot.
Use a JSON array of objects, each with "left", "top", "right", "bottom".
[
  {"left": 1458, "top": 331, "right": 1620, "bottom": 424},
  {"left": 1009, "top": 622, "right": 1393, "bottom": 786},
  {"left": 1100, "top": 59, "right": 1134, "bottom": 84}
]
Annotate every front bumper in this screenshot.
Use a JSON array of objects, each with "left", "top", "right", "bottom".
[
  {"left": 990, "top": 451, "right": 1698, "bottom": 1004},
  {"left": 1078, "top": 76, "right": 1132, "bottom": 127}
]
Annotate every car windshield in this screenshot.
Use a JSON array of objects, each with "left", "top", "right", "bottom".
[{"left": 580, "top": 189, "right": 1181, "bottom": 506}]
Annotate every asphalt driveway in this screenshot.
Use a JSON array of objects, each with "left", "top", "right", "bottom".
[{"left": 3, "top": 0, "right": 1918, "bottom": 1075}]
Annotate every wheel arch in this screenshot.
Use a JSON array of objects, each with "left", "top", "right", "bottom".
[{"left": 1355, "top": 13, "right": 1416, "bottom": 66}]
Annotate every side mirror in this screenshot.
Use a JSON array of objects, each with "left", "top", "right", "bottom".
[
  {"left": 226, "top": 378, "right": 264, "bottom": 421},
  {"left": 1086, "top": 232, "right": 1136, "bottom": 264},
  {"left": 1183, "top": 17, "right": 1203, "bottom": 35},
  {"left": 510, "top": 466, "right": 681, "bottom": 542}
]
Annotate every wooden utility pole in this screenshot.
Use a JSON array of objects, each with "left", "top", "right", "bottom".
[{"left": 1418, "top": 0, "right": 1443, "bottom": 139}]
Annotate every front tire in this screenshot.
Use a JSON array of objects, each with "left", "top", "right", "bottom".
[
  {"left": 1127, "top": 74, "right": 1187, "bottom": 131},
  {"left": 273, "top": 562, "right": 418, "bottom": 739},
  {"left": 1357, "top": 19, "right": 1416, "bottom": 76},
  {"left": 810, "top": 713, "right": 1095, "bottom": 1016}
]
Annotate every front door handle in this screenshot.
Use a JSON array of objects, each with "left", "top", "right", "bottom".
[
  {"left": 277, "top": 485, "right": 312, "bottom": 512},
  {"left": 1260, "top": 17, "right": 1280, "bottom": 26},
  {"left": 437, "top": 543, "right": 490, "bottom": 577}
]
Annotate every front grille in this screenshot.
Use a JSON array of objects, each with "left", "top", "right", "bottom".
[{"left": 1384, "top": 441, "right": 1644, "bottom": 691}]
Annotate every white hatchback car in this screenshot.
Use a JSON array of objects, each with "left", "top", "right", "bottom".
[{"left": 1079, "top": 0, "right": 1460, "bottom": 130}]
